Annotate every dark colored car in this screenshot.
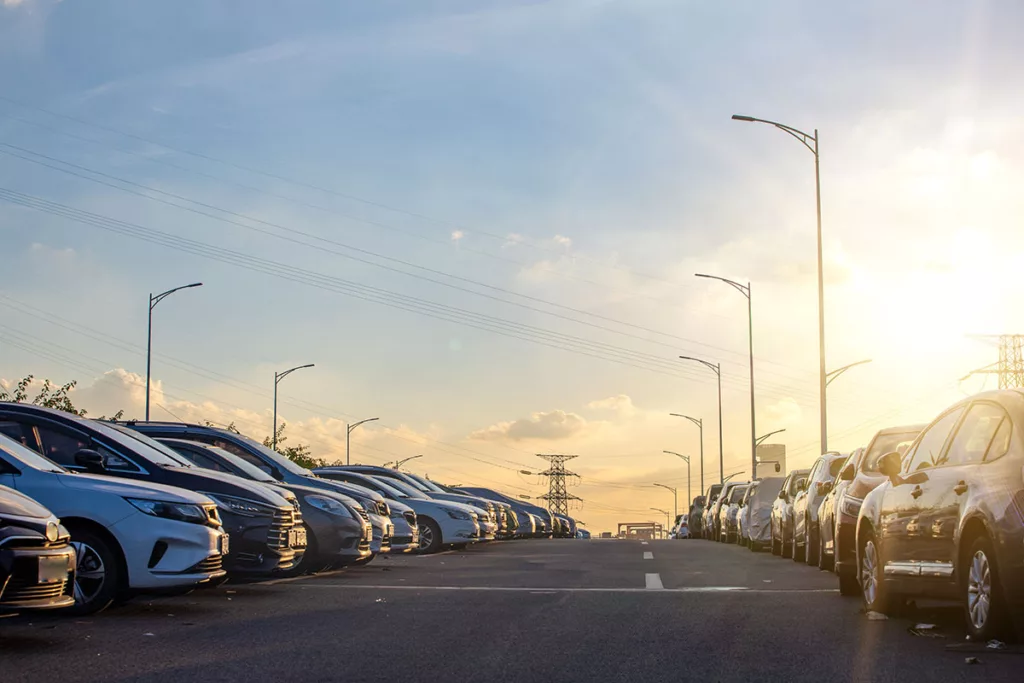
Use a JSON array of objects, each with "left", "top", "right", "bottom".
[
  {"left": 699, "top": 484, "right": 724, "bottom": 539},
  {"left": 792, "top": 452, "right": 847, "bottom": 565},
  {"left": 0, "top": 405, "right": 305, "bottom": 575},
  {"left": 829, "top": 425, "right": 922, "bottom": 594},
  {"left": 770, "top": 468, "right": 810, "bottom": 558},
  {"left": 159, "top": 439, "right": 372, "bottom": 571},
  {"left": 857, "top": 391, "right": 1024, "bottom": 640},
  {"left": 817, "top": 449, "right": 860, "bottom": 572},
  {"left": 688, "top": 496, "right": 706, "bottom": 538},
  {"left": 0, "top": 484, "right": 75, "bottom": 612}
]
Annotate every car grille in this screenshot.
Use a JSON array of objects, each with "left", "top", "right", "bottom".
[
  {"left": 391, "top": 535, "right": 413, "bottom": 545},
  {"left": 267, "top": 508, "right": 297, "bottom": 550},
  {"left": 380, "top": 535, "right": 391, "bottom": 550},
  {"left": 187, "top": 555, "right": 224, "bottom": 574},
  {"left": 354, "top": 506, "right": 370, "bottom": 522},
  {"left": 403, "top": 510, "right": 417, "bottom": 527},
  {"left": 1, "top": 576, "right": 70, "bottom": 604},
  {"left": 376, "top": 501, "right": 390, "bottom": 517}
]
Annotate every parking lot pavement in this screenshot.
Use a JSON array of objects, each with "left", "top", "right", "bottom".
[{"left": 3, "top": 539, "right": 1022, "bottom": 683}]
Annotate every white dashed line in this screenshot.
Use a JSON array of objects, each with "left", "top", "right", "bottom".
[
  {"left": 297, "top": 584, "right": 839, "bottom": 594},
  {"left": 643, "top": 551, "right": 654, "bottom": 560},
  {"left": 641, "top": 541, "right": 649, "bottom": 545},
  {"left": 645, "top": 573, "right": 664, "bottom": 590}
]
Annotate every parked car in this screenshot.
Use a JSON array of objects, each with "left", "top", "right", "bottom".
[
  {"left": 688, "top": 496, "right": 705, "bottom": 538},
  {"left": 454, "top": 486, "right": 554, "bottom": 537},
  {"left": 857, "top": 391, "right": 1024, "bottom": 640},
  {"left": 0, "top": 484, "right": 75, "bottom": 613},
  {"left": 742, "top": 477, "right": 785, "bottom": 551},
  {"left": 674, "top": 514, "right": 690, "bottom": 539},
  {"left": 829, "top": 424, "right": 922, "bottom": 594},
  {"left": 119, "top": 422, "right": 396, "bottom": 560},
  {"left": 699, "top": 484, "right": 723, "bottom": 539},
  {"left": 0, "top": 432, "right": 227, "bottom": 614},
  {"left": 159, "top": 439, "right": 373, "bottom": 570},
  {"left": 0, "top": 407, "right": 306, "bottom": 576},
  {"left": 737, "top": 483, "right": 757, "bottom": 546},
  {"left": 708, "top": 482, "right": 744, "bottom": 542},
  {"left": 718, "top": 484, "right": 748, "bottom": 543},
  {"left": 577, "top": 528, "right": 591, "bottom": 539},
  {"left": 792, "top": 452, "right": 847, "bottom": 564},
  {"left": 817, "top": 449, "right": 860, "bottom": 572},
  {"left": 770, "top": 468, "right": 810, "bottom": 558},
  {"left": 313, "top": 469, "right": 483, "bottom": 554}
]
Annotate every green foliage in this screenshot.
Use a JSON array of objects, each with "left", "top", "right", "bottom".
[
  {"left": 263, "top": 421, "right": 326, "bottom": 469},
  {"left": 0, "top": 374, "right": 86, "bottom": 416}
]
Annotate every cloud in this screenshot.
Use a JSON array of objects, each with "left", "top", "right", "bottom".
[
  {"left": 451, "top": 230, "right": 464, "bottom": 242},
  {"left": 469, "top": 409, "right": 588, "bottom": 442},
  {"left": 553, "top": 234, "right": 572, "bottom": 249},
  {"left": 587, "top": 394, "right": 636, "bottom": 417},
  {"left": 762, "top": 397, "right": 803, "bottom": 427},
  {"left": 2, "top": 0, "right": 27, "bottom": 6}
]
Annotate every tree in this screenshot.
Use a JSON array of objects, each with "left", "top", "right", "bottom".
[
  {"left": 263, "top": 421, "right": 326, "bottom": 469},
  {"left": 0, "top": 374, "right": 130, "bottom": 420}
]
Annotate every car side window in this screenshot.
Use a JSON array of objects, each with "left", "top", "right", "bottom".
[
  {"left": 92, "top": 443, "right": 142, "bottom": 473},
  {"left": 945, "top": 403, "right": 1007, "bottom": 467},
  {"left": 905, "top": 408, "right": 964, "bottom": 471},
  {"left": 828, "top": 457, "right": 846, "bottom": 478},
  {"left": 985, "top": 417, "right": 1012, "bottom": 462},
  {"left": 176, "top": 448, "right": 231, "bottom": 473},
  {"left": 31, "top": 423, "right": 91, "bottom": 468},
  {"left": 806, "top": 460, "right": 823, "bottom": 483},
  {"left": 0, "top": 421, "right": 37, "bottom": 450}
]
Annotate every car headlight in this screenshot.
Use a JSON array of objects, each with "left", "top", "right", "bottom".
[
  {"left": 203, "top": 493, "right": 276, "bottom": 517},
  {"left": 839, "top": 496, "right": 864, "bottom": 518},
  {"left": 126, "top": 497, "right": 210, "bottom": 525},
  {"left": 446, "top": 508, "right": 472, "bottom": 521},
  {"left": 305, "top": 495, "right": 352, "bottom": 518}
]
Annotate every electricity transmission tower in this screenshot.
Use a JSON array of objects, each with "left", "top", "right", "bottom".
[
  {"left": 963, "top": 335, "right": 1024, "bottom": 389},
  {"left": 537, "top": 454, "right": 582, "bottom": 515}
]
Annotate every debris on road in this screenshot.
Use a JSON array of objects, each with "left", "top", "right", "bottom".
[
  {"left": 865, "top": 611, "right": 888, "bottom": 621},
  {"left": 375, "top": 598, "right": 386, "bottom": 603},
  {"left": 908, "top": 624, "right": 944, "bottom": 638},
  {"left": 987, "top": 640, "right": 1006, "bottom": 650},
  {"left": 965, "top": 657, "right": 981, "bottom": 665}
]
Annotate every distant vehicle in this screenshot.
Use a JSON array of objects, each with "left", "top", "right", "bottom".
[
  {"left": 742, "top": 477, "right": 785, "bottom": 551},
  {"left": 454, "top": 486, "right": 555, "bottom": 537},
  {"left": 708, "top": 482, "right": 745, "bottom": 542},
  {"left": 0, "top": 484, "right": 75, "bottom": 613},
  {"left": 828, "top": 425, "right": 922, "bottom": 595},
  {"left": 699, "top": 484, "right": 724, "bottom": 539},
  {"left": 0, "top": 433, "right": 227, "bottom": 614},
  {"left": 577, "top": 528, "right": 592, "bottom": 539},
  {"left": 0, "top": 406, "right": 303, "bottom": 576},
  {"left": 674, "top": 514, "right": 690, "bottom": 539},
  {"left": 792, "top": 452, "right": 847, "bottom": 564},
  {"left": 688, "top": 496, "right": 705, "bottom": 538},
  {"left": 857, "top": 391, "right": 1024, "bottom": 640},
  {"left": 160, "top": 439, "right": 373, "bottom": 570},
  {"left": 719, "top": 484, "right": 748, "bottom": 543},
  {"left": 770, "top": 468, "right": 810, "bottom": 558}
]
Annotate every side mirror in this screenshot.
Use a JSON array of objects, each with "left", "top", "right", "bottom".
[
  {"left": 877, "top": 451, "right": 903, "bottom": 481},
  {"left": 840, "top": 464, "right": 855, "bottom": 481},
  {"left": 74, "top": 448, "right": 107, "bottom": 473}
]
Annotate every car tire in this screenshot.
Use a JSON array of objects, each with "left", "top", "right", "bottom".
[
  {"left": 771, "top": 522, "right": 780, "bottom": 556},
  {"left": 418, "top": 517, "right": 443, "bottom": 554},
  {"left": 750, "top": 541, "right": 760, "bottom": 553},
  {"left": 65, "top": 526, "right": 123, "bottom": 616},
  {"left": 805, "top": 521, "right": 817, "bottom": 566},
  {"left": 781, "top": 525, "right": 793, "bottom": 559},
  {"left": 859, "top": 531, "right": 893, "bottom": 614},
  {"left": 818, "top": 531, "right": 833, "bottom": 571},
  {"left": 963, "top": 535, "right": 1009, "bottom": 641},
  {"left": 793, "top": 523, "right": 806, "bottom": 562}
]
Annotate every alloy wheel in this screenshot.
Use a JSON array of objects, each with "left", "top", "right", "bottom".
[
  {"left": 418, "top": 525, "right": 434, "bottom": 550},
  {"left": 860, "top": 539, "right": 879, "bottom": 605},
  {"left": 967, "top": 550, "right": 992, "bottom": 631},
  {"left": 71, "top": 541, "right": 106, "bottom": 606}
]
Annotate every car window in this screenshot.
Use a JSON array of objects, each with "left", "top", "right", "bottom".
[
  {"left": 945, "top": 403, "right": 1007, "bottom": 467},
  {"left": 786, "top": 474, "right": 803, "bottom": 496},
  {"left": 31, "top": 423, "right": 92, "bottom": 467},
  {"left": 828, "top": 457, "right": 846, "bottom": 478},
  {"left": 985, "top": 418, "right": 1012, "bottom": 462},
  {"left": 864, "top": 431, "right": 921, "bottom": 472},
  {"left": 905, "top": 408, "right": 964, "bottom": 471},
  {"left": 0, "top": 421, "right": 37, "bottom": 450},
  {"left": 172, "top": 446, "right": 233, "bottom": 473},
  {"left": 728, "top": 486, "right": 747, "bottom": 504},
  {"left": 807, "top": 459, "right": 823, "bottom": 483},
  {"left": 0, "top": 433, "right": 66, "bottom": 473}
]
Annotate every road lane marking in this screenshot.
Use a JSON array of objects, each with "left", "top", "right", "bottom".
[
  {"left": 643, "top": 551, "right": 654, "bottom": 559},
  {"left": 645, "top": 573, "right": 664, "bottom": 590},
  {"left": 295, "top": 584, "right": 839, "bottom": 594},
  {"left": 641, "top": 541, "right": 649, "bottom": 545}
]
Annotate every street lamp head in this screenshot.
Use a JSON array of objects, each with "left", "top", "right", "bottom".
[
  {"left": 185, "top": 282, "right": 203, "bottom": 289},
  {"left": 731, "top": 114, "right": 756, "bottom": 122},
  {"left": 519, "top": 470, "right": 534, "bottom": 476}
]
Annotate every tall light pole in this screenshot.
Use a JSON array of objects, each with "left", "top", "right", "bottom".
[
  {"left": 392, "top": 454, "right": 423, "bottom": 470},
  {"left": 661, "top": 452, "right": 691, "bottom": 508},
  {"left": 826, "top": 359, "right": 872, "bottom": 387},
  {"left": 651, "top": 507, "right": 670, "bottom": 538},
  {"left": 732, "top": 114, "right": 825, "bottom": 453},
  {"left": 273, "top": 364, "right": 315, "bottom": 450},
  {"left": 679, "top": 355, "right": 724, "bottom": 484},
  {"left": 346, "top": 417, "right": 379, "bottom": 466},
  {"left": 696, "top": 273, "right": 756, "bottom": 480},
  {"left": 146, "top": 282, "right": 203, "bottom": 421},
  {"left": 670, "top": 413, "right": 704, "bottom": 495},
  {"left": 755, "top": 428, "right": 786, "bottom": 447},
  {"left": 652, "top": 482, "right": 678, "bottom": 522}
]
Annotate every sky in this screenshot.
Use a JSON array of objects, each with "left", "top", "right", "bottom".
[{"left": 2, "top": 0, "right": 1024, "bottom": 533}]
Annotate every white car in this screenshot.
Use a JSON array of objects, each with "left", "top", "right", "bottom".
[
  {"left": 312, "top": 469, "right": 481, "bottom": 554},
  {"left": 0, "top": 433, "right": 227, "bottom": 614}
]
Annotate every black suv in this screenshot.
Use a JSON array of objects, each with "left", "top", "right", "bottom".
[
  {"left": 0, "top": 404, "right": 306, "bottom": 575},
  {"left": 0, "top": 484, "right": 75, "bottom": 612}
]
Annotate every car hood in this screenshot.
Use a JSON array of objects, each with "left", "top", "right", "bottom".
[
  {"left": 847, "top": 472, "right": 888, "bottom": 500},
  {"left": 385, "top": 498, "right": 413, "bottom": 514},
  {"left": 282, "top": 482, "right": 359, "bottom": 508},
  {"left": 58, "top": 471, "right": 215, "bottom": 505},
  {"left": 0, "top": 484, "right": 53, "bottom": 519},
  {"left": 175, "top": 466, "right": 292, "bottom": 506},
  {"left": 295, "top": 475, "right": 385, "bottom": 502}
]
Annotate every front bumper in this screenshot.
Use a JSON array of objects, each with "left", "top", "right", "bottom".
[
  {"left": 111, "top": 513, "right": 227, "bottom": 591},
  {"left": 0, "top": 540, "right": 76, "bottom": 612},
  {"left": 220, "top": 511, "right": 304, "bottom": 574},
  {"left": 305, "top": 511, "right": 368, "bottom": 560}
]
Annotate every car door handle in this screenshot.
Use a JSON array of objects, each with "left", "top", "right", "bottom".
[
  {"left": 954, "top": 481, "right": 968, "bottom": 495},
  {"left": 911, "top": 486, "right": 923, "bottom": 499}
]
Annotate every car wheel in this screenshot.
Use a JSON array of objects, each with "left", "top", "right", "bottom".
[
  {"left": 793, "top": 523, "right": 806, "bottom": 563},
  {"left": 750, "top": 540, "right": 760, "bottom": 552},
  {"left": 65, "top": 528, "right": 122, "bottom": 615},
  {"left": 771, "top": 522, "right": 780, "bottom": 556},
  {"left": 781, "top": 526, "right": 793, "bottom": 559},
  {"left": 963, "top": 535, "right": 1009, "bottom": 641},
  {"left": 418, "top": 517, "right": 443, "bottom": 554},
  {"left": 818, "top": 530, "right": 831, "bottom": 571},
  {"left": 805, "top": 521, "right": 817, "bottom": 566},
  {"left": 860, "top": 531, "right": 892, "bottom": 614}
]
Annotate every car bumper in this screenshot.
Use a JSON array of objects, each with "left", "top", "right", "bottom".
[
  {"left": 307, "top": 514, "right": 368, "bottom": 560},
  {"left": 441, "top": 518, "right": 480, "bottom": 543},
  {"left": 0, "top": 543, "right": 76, "bottom": 612},
  {"left": 111, "top": 513, "right": 228, "bottom": 591}
]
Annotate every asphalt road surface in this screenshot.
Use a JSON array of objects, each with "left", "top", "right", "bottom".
[{"left": 3, "top": 539, "right": 1021, "bottom": 682}]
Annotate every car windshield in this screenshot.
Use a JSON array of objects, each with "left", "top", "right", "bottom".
[
  {"left": 403, "top": 472, "right": 446, "bottom": 494},
  {"left": 377, "top": 476, "right": 430, "bottom": 499},
  {"left": 209, "top": 447, "right": 278, "bottom": 483},
  {"left": 864, "top": 432, "right": 921, "bottom": 472},
  {"left": 0, "top": 433, "right": 66, "bottom": 473},
  {"left": 729, "top": 486, "right": 747, "bottom": 504},
  {"left": 229, "top": 432, "right": 314, "bottom": 477},
  {"left": 98, "top": 422, "right": 194, "bottom": 468}
]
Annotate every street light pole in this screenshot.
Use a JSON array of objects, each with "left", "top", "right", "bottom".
[
  {"left": 394, "top": 454, "right": 423, "bottom": 470},
  {"left": 755, "top": 428, "right": 787, "bottom": 447},
  {"left": 732, "top": 114, "right": 825, "bottom": 453},
  {"left": 651, "top": 508, "right": 670, "bottom": 538},
  {"left": 660, "top": 452, "right": 691, "bottom": 508},
  {"left": 346, "top": 417, "right": 380, "bottom": 466},
  {"left": 679, "top": 356, "right": 723, "bottom": 484},
  {"left": 670, "top": 413, "right": 704, "bottom": 495},
  {"left": 146, "top": 282, "right": 203, "bottom": 421},
  {"left": 695, "top": 273, "right": 756, "bottom": 481},
  {"left": 273, "top": 364, "right": 315, "bottom": 450},
  {"left": 652, "top": 482, "right": 678, "bottom": 522},
  {"left": 826, "top": 359, "right": 873, "bottom": 387}
]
